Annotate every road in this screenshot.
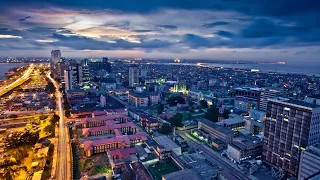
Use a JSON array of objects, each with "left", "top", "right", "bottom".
[
  {"left": 47, "top": 74, "right": 70, "bottom": 180},
  {"left": 0, "top": 64, "right": 34, "bottom": 97},
  {"left": 178, "top": 131, "right": 250, "bottom": 180}
]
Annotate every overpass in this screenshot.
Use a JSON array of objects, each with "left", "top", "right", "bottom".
[{"left": 0, "top": 64, "right": 34, "bottom": 97}]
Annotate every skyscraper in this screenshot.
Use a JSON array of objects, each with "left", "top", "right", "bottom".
[
  {"left": 50, "top": 50, "right": 61, "bottom": 78},
  {"left": 129, "top": 65, "right": 139, "bottom": 87},
  {"left": 263, "top": 98, "right": 320, "bottom": 177},
  {"left": 64, "top": 66, "right": 73, "bottom": 90}
]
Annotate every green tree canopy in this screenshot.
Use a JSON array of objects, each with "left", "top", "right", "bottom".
[
  {"left": 166, "top": 95, "right": 186, "bottom": 106},
  {"left": 205, "top": 106, "right": 219, "bottom": 122},
  {"left": 158, "top": 123, "right": 172, "bottom": 135},
  {"left": 169, "top": 113, "right": 183, "bottom": 127},
  {"left": 199, "top": 100, "right": 208, "bottom": 108}
]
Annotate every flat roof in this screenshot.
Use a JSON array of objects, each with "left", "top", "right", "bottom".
[
  {"left": 178, "top": 153, "right": 219, "bottom": 180},
  {"left": 270, "top": 98, "right": 320, "bottom": 109},
  {"left": 153, "top": 135, "right": 179, "bottom": 150},
  {"left": 198, "top": 118, "right": 234, "bottom": 135},
  {"left": 162, "top": 169, "right": 200, "bottom": 180},
  {"left": 222, "top": 116, "right": 245, "bottom": 125}
]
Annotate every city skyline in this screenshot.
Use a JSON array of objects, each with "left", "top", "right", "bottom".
[{"left": 0, "top": 0, "right": 320, "bottom": 61}]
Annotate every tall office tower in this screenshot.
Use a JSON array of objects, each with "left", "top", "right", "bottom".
[
  {"left": 263, "top": 98, "right": 320, "bottom": 177},
  {"left": 50, "top": 50, "right": 61, "bottom": 78},
  {"left": 298, "top": 144, "right": 320, "bottom": 180},
  {"left": 129, "top": 66, "right": 139, "bottom": 87},
  {"left": 259, "top": 89, "right": 280, "bottom": 111},
  {"left": 82, "top": 59, "right": 90, "bottom": 84},
  {"left": 64, "top": 66, "right": 73, "bottom": 90},
  {"left": 102, "top": 57, "right": 111, "bottom": 73},
  {"left": 70, "top": 63, "right": 83, "bottom": 86}
]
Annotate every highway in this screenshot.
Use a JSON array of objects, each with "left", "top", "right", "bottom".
[
  {"left": 0, "top": 64, "right": 34, "bottom": 97},
  {"left": 178, "top": 131, "right": 250, "bottom": 180},
  {"left": 47, "top": 73, "right": 70, "bottom": 180}
]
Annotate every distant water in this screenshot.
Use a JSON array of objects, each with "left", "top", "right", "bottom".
[
  {"left": 203, "top": 62, "right": 320, "bottom": 75},
  {"left": 159, "top": 61, "right": 320, "bottom": 76},
  {"left": 0, "top": 63, "right": 28, "bottom": 80}
]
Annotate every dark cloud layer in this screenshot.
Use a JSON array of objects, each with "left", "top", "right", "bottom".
[{"left": 0, "top": 0, "right": 319, "bottom": 60}]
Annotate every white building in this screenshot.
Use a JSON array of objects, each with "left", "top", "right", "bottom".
[{"left": 64, "top": 66, "right": 73, "bottom": 90}]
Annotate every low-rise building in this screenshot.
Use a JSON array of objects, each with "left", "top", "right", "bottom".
[
  {"left": 198, "top": 118, "right": 234, "bottom": 144},
  {"left": 128, "top": 91, "right": 149, "bottom": 107},
  {"left": 227, "top": 135, "right": 263, "bottom": 163},
  {"left": 153, "top": 135, "right": 181, "bottom": 156}
]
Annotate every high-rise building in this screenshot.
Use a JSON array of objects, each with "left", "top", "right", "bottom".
[
  {"left": 298, "top": 144, "right": 320, "bottom": 180},
  {"left": 263, "top": 98, "right": 320, "bottom": 177},
  {"left": 259, "top": 89, "right": 280, "bottom": 111},
  {"left": 88, "top": 57, "right": 111, "bottom": 72},
  {"left": 82, "top": 59, "right": 90, "bottom": 84},
  {"left": 129, "top": 66, "right": 139, "bottom": 87},
  {"left": 64, "top": 66, "right": 73, "bottom": 90},
  {"left": 50, "top": 50, "right": 61, "bottom": 77},
  {"left": 140, "top": 68, "right": 147, "bottom": 78}
]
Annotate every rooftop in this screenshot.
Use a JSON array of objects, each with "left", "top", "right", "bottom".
[
  {"left": 271, "top": 98, "right": 320, "bottom": 109},
  {"left": 198, "top": 118, "right": 234, "bottom": 135},
  {"left": 162, "top": 169, "right": 200, "bottom": 180},
  {"left": 153, "top": 135, "right": 180, "bottom": 151}
]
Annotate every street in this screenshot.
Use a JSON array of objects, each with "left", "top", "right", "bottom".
[
  {"left": 178, "top": 131, "right": 250, "bottom": 180},
  {"left": 0, "top": 64, "right": 34, "bottom": 97},
  {"left": 47, "top": 74, "right": 70, "bottom": 180}
]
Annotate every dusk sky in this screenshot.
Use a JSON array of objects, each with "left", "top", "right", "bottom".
[{"left": 0, "top": 0, "right": 320, "bottom": 61}]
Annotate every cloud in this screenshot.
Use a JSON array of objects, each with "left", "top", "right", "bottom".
[
  {"left": 49, "top": 33, "right": 172, "bottom": 51},
  {"left": 0, "top": 34, "right": 22, "bottom": 38},
  {"left": 202, "top": 21, "right": 230, "bottom": 28},
  {"left": 214, "top": 30, "right": 234, "bottom": 37},
  {"left": 157, "top": 25, "right": 177, "bottom": 30},
  {"left": 19, "top": 16, "right": 31, "bottom": 21}
]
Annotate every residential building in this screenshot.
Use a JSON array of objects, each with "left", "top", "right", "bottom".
[
  {"left": 234, "top": 96, "right": 253, "bottom": 112},
  {"left": 263, "top": 98, "right": 320, "bottom": 177},
  {"left": 128, "top": 91, "right": 149, "bottom": 107},
  {"left": 198, "top": 118, "right": 234, "bottom": 143},
  {"left": 129, "top": 66, "right": 139, "bottom": 87},
  {"left": 298, "top": 144, "right": 320, "bottom": 180}
]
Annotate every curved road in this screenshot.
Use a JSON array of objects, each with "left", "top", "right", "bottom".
[{"left": 0, "top": 64, "right": 34, "bottom": 97}]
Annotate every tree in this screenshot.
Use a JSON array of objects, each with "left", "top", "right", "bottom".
[
  {"left": 166, "top": 96, "right": 186, "bottom": 106},
  {"left": 223, "top": 109, "right": 231, "bottom": 119},
  {"left": 51, "top": 115, "right": 60, "bottom": 124},
  {"left": 169, "top": 113, "right": 183, "bottom": 127},
  {"left": 46, "top": 81, "right": 56, "bottom": 94},
  {"left": 158, "top": 123, "right": 172, "bottom": 135},
  {"left": 205, "top": 106, "right": 219, "bottom": 122},
  {"left": 0, "top": 158, "right": 21, "bottom": 180},
  {"left": 188, "top": 101, "right": 194, "bottom": 107},
  {"left": 39, "top": 114, "right": 48, "bottom": 120},
  {"left": 199, "top": 100, "right": 208, "bottom": 108},
  {"left": 157, "top": 103, "right": 164, "bottom": 114}
]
